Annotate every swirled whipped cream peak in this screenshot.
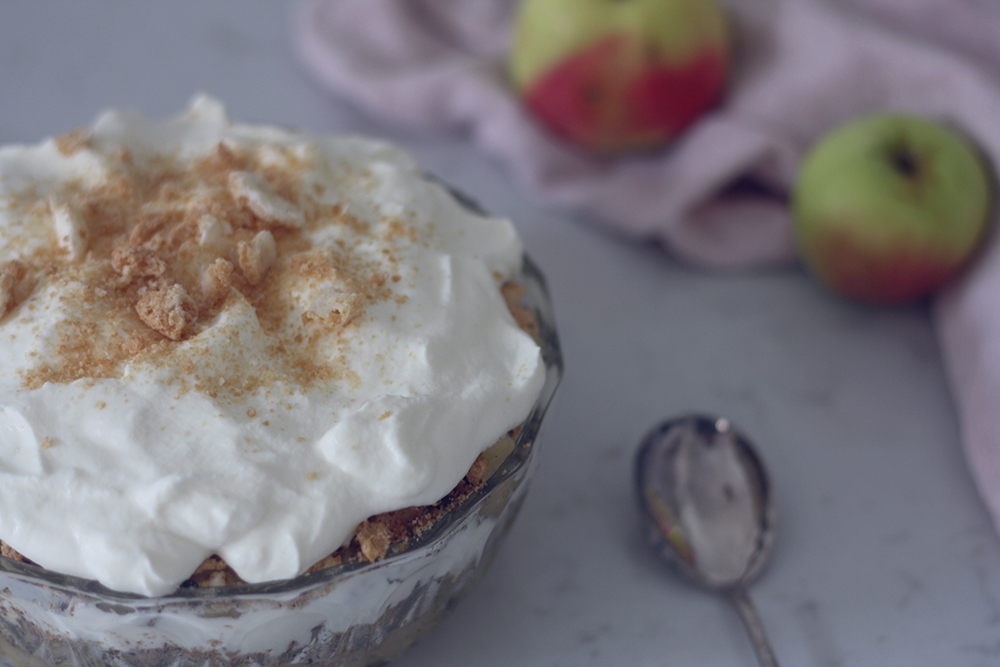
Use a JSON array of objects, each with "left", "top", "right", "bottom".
[{"left": 0, "top": 96, "right": 545, "bottom": 596}]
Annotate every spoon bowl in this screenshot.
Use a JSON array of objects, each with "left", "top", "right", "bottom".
[{"left": 635, "top": 414, "right": 779, "bottom": 666}]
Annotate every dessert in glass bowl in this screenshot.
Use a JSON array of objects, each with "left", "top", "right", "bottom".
[{"left": 0, "top": 96, "right": 562, "bottom": 666}]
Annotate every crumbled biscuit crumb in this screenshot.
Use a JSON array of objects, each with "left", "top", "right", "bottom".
[
  {"left": 464, "top": 452, "right": 490, "bottom": 486},
  {"left": 187, "top": 554, "right": 243, "bottom": 588},
  {"left": 355, "top": 519, "right": 393, "bottom": 563},
  {"left": 135, "top": 283, "right": 197, "bottom": 340}
]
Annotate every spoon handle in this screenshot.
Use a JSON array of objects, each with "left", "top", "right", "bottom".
[{"left": 730, "top": 587, "right": 779, "bottom": 667}]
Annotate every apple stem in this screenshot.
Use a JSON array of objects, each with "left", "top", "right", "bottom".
[{"left": 892, "top": 147, "right": 919, "bottom": 178}]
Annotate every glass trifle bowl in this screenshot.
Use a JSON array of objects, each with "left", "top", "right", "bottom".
[{"left": 0, "top": 98, "right": 563, "bottom": 667}]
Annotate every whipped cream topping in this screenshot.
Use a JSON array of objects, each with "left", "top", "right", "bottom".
[{"left": 0, "top": 96, "right": 545, "bottom": 596}]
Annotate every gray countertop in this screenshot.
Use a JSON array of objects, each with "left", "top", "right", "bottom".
[{"left": 1, "top": 3, "right": 998, "bottom": 665}]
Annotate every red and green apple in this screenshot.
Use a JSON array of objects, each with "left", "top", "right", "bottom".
[
  {"left": 792, "top": 114, "right": 993, "bottom": 304},
  {"left": 508, "top": 0, "right": 731, "bottom": 156}
]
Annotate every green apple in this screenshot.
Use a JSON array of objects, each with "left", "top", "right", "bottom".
[
  {"left": 508, "top": 0, "right": 730, "bottom": 156},
  {"left": 791, "top": 114, "right": 993, "bottom": 304}
]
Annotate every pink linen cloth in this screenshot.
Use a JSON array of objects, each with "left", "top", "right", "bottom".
[{"left": 292, "top": 0, "right": 1000, "bottom": 531}]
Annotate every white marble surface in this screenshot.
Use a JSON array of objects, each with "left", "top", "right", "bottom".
[{"left": 2, "top": 3, "right": 999, "bottom": 666}]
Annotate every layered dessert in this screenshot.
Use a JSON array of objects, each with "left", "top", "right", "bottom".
[{"left": 0, "top": 96, "right": 547, "bottom": 600}]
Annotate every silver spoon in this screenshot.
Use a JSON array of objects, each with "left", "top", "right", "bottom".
[{"left": 635, "top": 414, "right": 779, "bottom": 667}]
